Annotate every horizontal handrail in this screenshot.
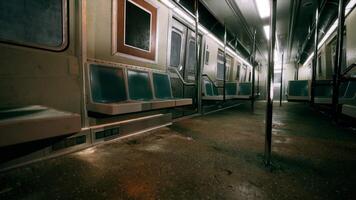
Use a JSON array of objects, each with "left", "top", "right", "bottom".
[{"left": 167, "top": 67, "right": 195, "bottom": 86}]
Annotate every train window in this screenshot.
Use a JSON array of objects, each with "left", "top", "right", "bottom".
[
  {"left": 216, "top": 50, "right": 225, "bottom": 80},
  {"left": 248, "top": 71, "right": 252, "bottom": 82},
  {"left": 205, "top": 50, "right": 210, "bottom": 65},
  {"left": 0, "top": 0, "right": 67, "bottom": 51},
  {"left": 274, "top": 72, "right": 281, "bottom": 83},
  {"left": 170, "top": 31, "right": 182, "bottom": 68},
  {"left": 241, "top": 65, "right": 247, "bottom": 82},
  {"left": 225, "top": 55, "right": 232, "bottom": 80},
  {"left": 186, "top": 40, "right": 196, "bottom": 75},
  {"left": 236, "top": 63, "right": 241, "bottom": 80},
  {"left": 117, "top": 0, "right": 157, "bottom": 60},
  {"left": 317, "top": 56, "right": 322, "bottom": 76}
]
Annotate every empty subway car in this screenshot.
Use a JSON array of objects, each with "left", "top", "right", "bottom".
[{"left": 0, "top": 0, "right": 263, "bottom": 168}]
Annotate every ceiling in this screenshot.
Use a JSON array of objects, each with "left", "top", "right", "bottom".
[{"left": 199, "top": 0, "right": 330, "bottom": 65}]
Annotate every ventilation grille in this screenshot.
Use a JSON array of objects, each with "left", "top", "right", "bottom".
[
  {"left": 95, "top": 127, "right": 120, "bottom": 140},
  {"left": 52, "top": 135, "right": 86, "bottom": 151}
]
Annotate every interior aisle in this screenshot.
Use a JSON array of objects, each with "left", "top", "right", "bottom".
[{"left": 1, "top": 102, "right": 356, "bottom": 200}]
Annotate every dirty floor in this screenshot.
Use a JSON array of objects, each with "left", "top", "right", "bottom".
[{"left": 1, "top": 102, "right": 356, "bottom": 200}]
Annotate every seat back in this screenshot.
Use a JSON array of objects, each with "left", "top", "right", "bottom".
[
  {"left": 339, "top": 81, "right": 349, "bottom": 97},
  {"left": 203, "top": 79, "right": 214, "bottom": 96},
  {"left": 344, "top": 81, "right": 356, "bottom": 98},
  {"left": 152, "top": 72, "right": 173, "bottom": 99},
  {"left": 225, "top": 82, "right": 237, "bottom": 95},
  {"left": 127, "top": 69, "right": 153, "bottom": 100},
  {"left": 90, "top": 64, "right": 127, "bottom": 103},
  {"left": 315, "top": 80, "right": 333, "bottom": 98},
  {"left": 238, "top": 82, "right": 252, "bottom": 95},
  {"left": 288, "top": 80, "right": 309, "bottom": 97}
]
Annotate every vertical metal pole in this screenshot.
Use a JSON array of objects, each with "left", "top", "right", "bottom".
[
  {"left": 295, "top": 61, "right": 299, "bottom": 80},
  {"left": 79, "top": 0, "right": 89, "bottom": 127},
  {"left": 265, "top": 0, "right": 277, "bottom": 167},
  {"left": 311, "top": 1, "right": 319, "bottom": 105},
  {"left": 251, "top": 30, "right": 257, "bottom": 111},
  {"left": 257, "top": 64, "right": 260, "bottom": 94},
  {"left": 332, "top": 0, "right": 346, "bottom": 122},
  {"left": 279, "top": 53, "right": 284, "bottom": 107},
  {"left": 223, "top": 25, "right": 227, "bottom": 102},
  {"left": 195, "top": 0, "right": 202, "bottom": 114}
]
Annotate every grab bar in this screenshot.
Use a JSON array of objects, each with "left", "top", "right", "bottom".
[
  {"left": 167, "top": 67, "right": 196, "bottom": 86},
  {"left": 342, "top": 63, "right": 356, "bottom": 76},
  {"left": 202, "top": 74, "right": 223, "bottom": 88}
]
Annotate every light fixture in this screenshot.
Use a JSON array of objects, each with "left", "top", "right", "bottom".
[
  {"left": 255, "top": 0, "right": 270, "bottom": 18},
  {"left": 264, "top": 25, "right": 270, "bottom": 40}
]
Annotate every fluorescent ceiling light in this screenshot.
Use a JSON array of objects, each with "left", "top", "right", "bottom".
[
  {"left": 264, "top": 25, "right": 270, "bottom": 40},
  {"left": 255, "top": 0, "right": 270, "bottom": 18}
]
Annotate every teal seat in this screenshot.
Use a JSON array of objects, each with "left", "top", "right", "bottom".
[
  {"left": 342, "top": 104, "right": 356, "bottom": 118},
  {"left": 127, "top": 69, "right": 153, "bottom": 101},
  {"left": 344, "top": 81, "right": 356, "bottom": 98},
  {"left": 203, "top": 80, "right": 214, "bottom": 96},
  {"left": 340, "top": 81, "right": 356, "bottom": 105},
  {"left": 225, "top": 82, "right": 237, "bottom": 95},
  {"left": 288, "top": 80, "right": 310, "bottom": 101},
  {"left": 88, "top": 65, "right": 150, "bottom": 115},
  {"left": 315, "top": 80, "right": 333, "bottom": 98},
  {"left": 238, "top": 83, "right": 252, "bottom": 96},
  {"left": 202, "top": 78, "right": 234, "bottom": 100},
  {"left": 152, "top": 73, "right": 173, "bottom": 99},
  {"left": 151, "top": 72, "right": 192, "bottom": 108},
  {"left": 90, "top": 64, "right": 127, "bottom": 103},
  {"left": 289, "top": 80, "right": 309, "bottom": 96},
  {"left": 339, "top": 82, "right": 349, "bottom": 97},
  {"left": 314, "top": 80, "right": 333, "bottom": 104}
]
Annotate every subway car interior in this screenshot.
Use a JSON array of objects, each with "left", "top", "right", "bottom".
[{"left": 0, "top": 0, "right": 356, "bottom": 199}]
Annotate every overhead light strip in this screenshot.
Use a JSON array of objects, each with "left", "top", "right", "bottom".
[{"left": 263, "top": 25, "right": 270, "bottom": 40}]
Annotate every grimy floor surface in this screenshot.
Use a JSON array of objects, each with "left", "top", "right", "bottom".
[{"left": 1, "top": 102, "right": 356, "bottom": 200}]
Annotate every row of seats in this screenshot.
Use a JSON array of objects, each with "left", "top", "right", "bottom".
[
  {"left": 287, "top": 80, "right": 355, "bottom": 103},
  {"left": 202, "top": 78, "right": 252, "bottom": 100},
  {"left": 87, "top": 64, "right": 192, "bottom": 115},
  {"left": 314, "top": 80, "right": 356, "bottom": 104},
  {"left": 287, "top": 79, "right": 356, "bottom": 118}
]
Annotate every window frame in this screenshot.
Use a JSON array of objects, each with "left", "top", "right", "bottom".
[
  {"left": 169, "top": 28, "right": 184, "bottom": 68},
  {"left": 0, "top": 0, "right": 69, "bottom": 52},
  {"left": 235, "top": 63, "right": 241, "bottom": 81},
  {"left": 225, "top": 54, "right": 232, "bottom": 81},
  {"left": 116, "top": 0, "right": 157, "bottom": 61},
  {"left": 317, "top": 55, "right": 322, "bottom": 77},
  {"left": 186, "top": 38, "right": 197, "bottom": 74},
  {"left": 216, "top": 49, "right": 225, "bottom": 80}
]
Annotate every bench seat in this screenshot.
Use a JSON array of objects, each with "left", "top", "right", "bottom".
[
  {"left": 0, "top": 105, "right": 81, "bottom": 147},
  {"left": 175, "top": 98, "right": 193, "bottom": 106},
  {"left": 87, "top": 64, "right": 193, "bottom": 116},
  {"left": 87, "top": 101, "right": 151, "bottom": 115},
  {"left": 342, "top": 104, "right": 356, "bottom": 118}
]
